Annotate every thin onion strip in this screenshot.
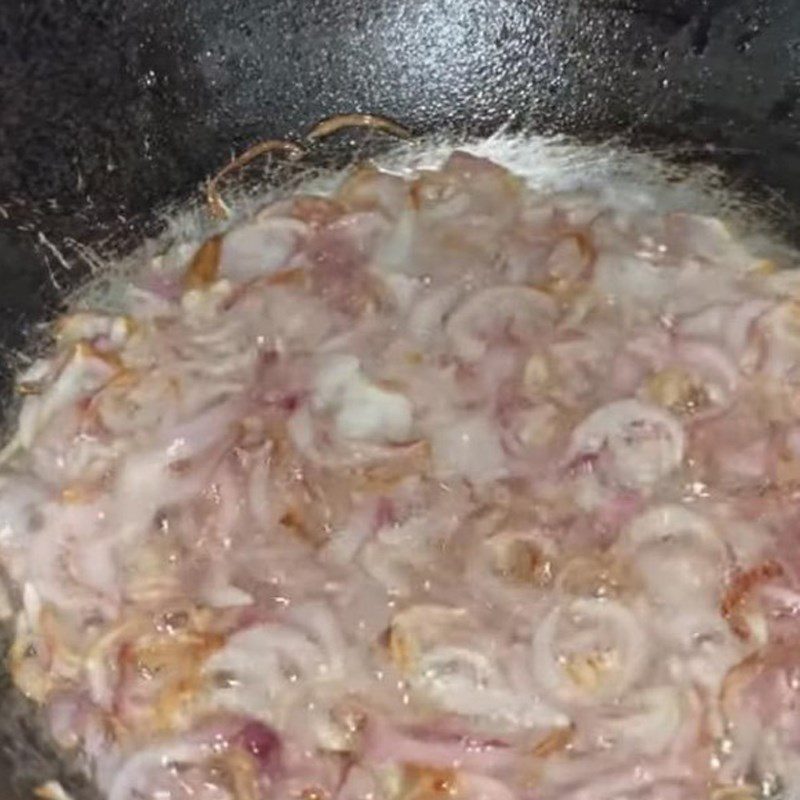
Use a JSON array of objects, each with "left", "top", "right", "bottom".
[
  {"left": 206, "top": 139, "right": 306, "bottom": 219},
  {"left": 306, "top": 113, "right": 411, "bottom": 142}
]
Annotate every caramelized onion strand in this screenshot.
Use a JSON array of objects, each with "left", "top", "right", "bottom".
[
  {"left": 206, "top": 139, "right": 306, "bottom": 219},
  {"left": 306, "top": 113, "right": 411, "bottom": 142}
]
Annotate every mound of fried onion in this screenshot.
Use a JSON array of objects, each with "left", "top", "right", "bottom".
[{"left": 4, "top": 136, "right": 800, "bottom": 800}]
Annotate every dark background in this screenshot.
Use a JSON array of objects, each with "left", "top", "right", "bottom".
[{"left": 0, "top": 0, "right": 799, "bottom": 796}]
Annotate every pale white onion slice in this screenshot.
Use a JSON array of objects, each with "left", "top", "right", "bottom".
[
  {"left": 558, "top": 763, "right": 693, "bottom": 800},
  {"left": 567, "top": 399, "right": 685, "bottom": 489},
  {"left": 411, "top": 644, "right": 565, "bottom": 730},
  {"left": 593, "top": 252, "right": 673, "bottom": 311},
  {"left": 0, "top": 474, "right": 48, "bottom": 551},
  {"left": 661, "top": 609, "right": 744, "bottom": 697},
  {"left": 312, "top": 354, "right": 413, "bottom": 444},
  {"left": 218, "top": 217, "right": 308, "bottom": 281},
  {"left": 203, "top": 603, "right": 347, "bottom": 726},
  {"left": 446, "top": 286, "right": 557, "bottom": 361},
  {"left": 617, "top": 505, "right": 726, "bottom": 610},
  {"left": 408, "top": 285, "right": 462, "bottom": 344},
  {"left": 375, "top": 204, "right": 417, "bottom": 274},
  {"left": 364, "top": 718, "right": 517, "bottom": 773},
  {"left": 596, "top": 685, "right": 684, "bottom": 756},
  {"left": 429, "top": 413, "right": 507, "bottom": 484},
  {"left": 108, "top": 741, "right": 210, "bottom": 800},
  {"left": 618, "top": 505, "right": 722, "bottom": 557},
  {"left": 15, "top": 347, "right": 120, "bottom": 451},
  {"left": 532, "top": 598, "right": 649, "bottom": 706}
]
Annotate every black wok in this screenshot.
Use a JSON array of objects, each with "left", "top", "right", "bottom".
[{"left": 0, "top": 0, "right": 799, "bottom": 796}]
